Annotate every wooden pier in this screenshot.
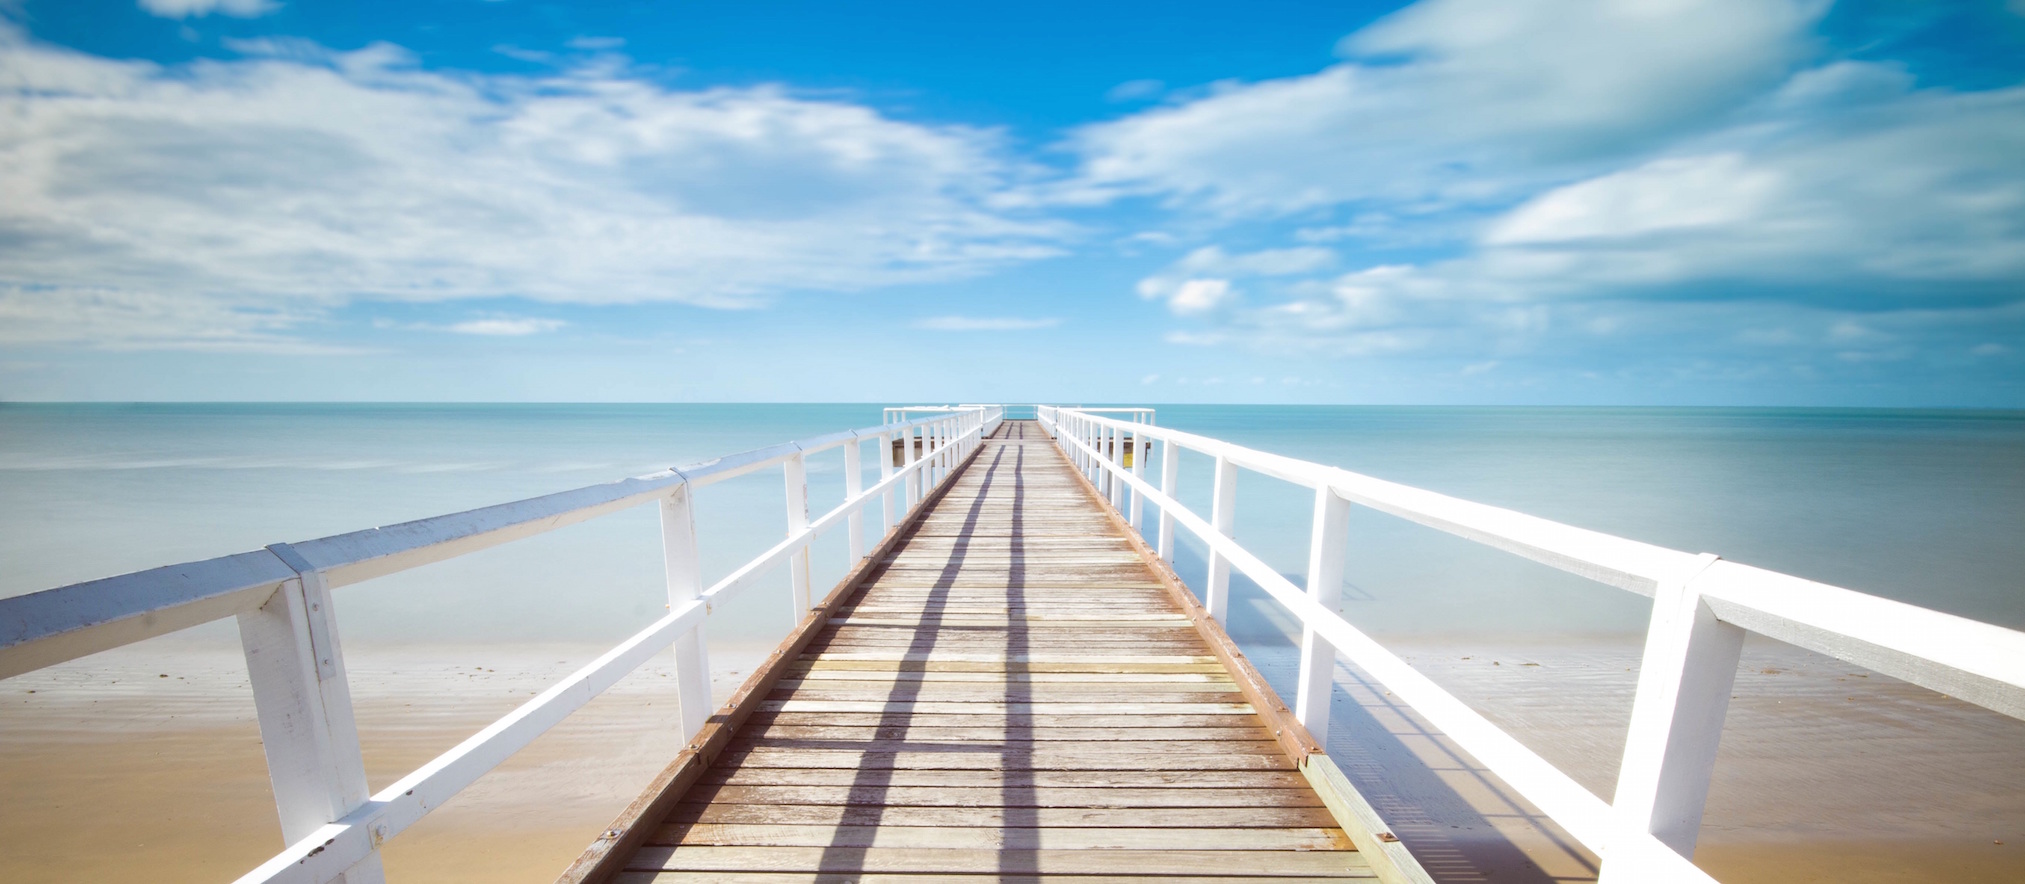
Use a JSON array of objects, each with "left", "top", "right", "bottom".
[{"left": 563, "top": 421, "right": 1418, "bottom": 882}]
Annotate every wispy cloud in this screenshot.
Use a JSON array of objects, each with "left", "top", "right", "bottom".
[
  {"left": 0, "top": 25, "right": 1064, "bottom": 350},
  {"left": 1082, "top": 0, "right": 2025, "bottom": 386},
  {"left": 911, "top": 316, "right": 1061, "bottom": 331},
  {"left": 446, "top": 317, "right": 568, "bottom": 336},
  {"left": 137, "top": 0, "right": 277, "bottom": 19},
  {"left": 1071, "top": 0, "right": 1823, "bottom": 215}
]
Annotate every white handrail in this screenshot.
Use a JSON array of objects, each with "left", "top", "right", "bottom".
[
  {"left": 1038, "top": 405, "right": 2024, "bottom": 883},
  {"left": 0, "top": 405, "right": 1005, "bottom": 884}
]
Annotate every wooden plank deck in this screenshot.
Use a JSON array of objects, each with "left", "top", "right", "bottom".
[{"left": 570, "top": 421, "right": 1410, "bottom": 883}]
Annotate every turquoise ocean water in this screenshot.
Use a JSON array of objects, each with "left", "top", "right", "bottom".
[{"left": 2, "top": 404, "right": 2020, "bottom": 651}]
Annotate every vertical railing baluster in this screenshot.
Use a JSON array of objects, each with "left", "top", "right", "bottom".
[
  {"left": 1205, "top": 454, "right": 1236, "bottom": 623},
  {"left": 904, "top": 424, "right": 920, "bottom": 510},
  {"left": 1603, "top": 554, "right": 1738, "bottom": 878},
  {"left": 783, "top": 450, "right": 812, "bottom": 618},
  {"left": 659, "top": 484, "right": 712, "bottom": 741},
  {"left": 844, "top": 434, "right": 866, "bottom": 561},
  {"left": 878, "top": 428, "right": 896, "bottom": 534},
  {"left": 241, "top": 543, "right": 384, "bottom": 884},
  {"left": 1112, "top": 424, "right": 1125, "bottom": 510},
  {"left": 1157, "top": 437, "right": 1178, "bottom": 563},
  {"left": 1296, "top": 486, "right": 1350, "bottom": 750},
  {"left": 1129, "top": 426, "right": 1146, "bottom": 530}
]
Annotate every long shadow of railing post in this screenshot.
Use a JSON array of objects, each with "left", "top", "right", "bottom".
[{"left": 810, "top": 427, "right": 1008, "bottom": 881}]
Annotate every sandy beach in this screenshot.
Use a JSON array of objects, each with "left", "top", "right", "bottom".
[
  {"left": 1, "top": 639, "right": 767, "bottom": 884},
  {"left": 4, "top": 634, "right": 2020, "bottom": 883}
]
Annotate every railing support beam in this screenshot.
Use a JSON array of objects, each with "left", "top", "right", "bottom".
[
  {"left": 239, "top": 543, "right": 383, "bottom": 884},
  {"left": 659, "top": 484, "right": 712, "bottom": 742},
  {"left": 1205, "top": 454, "right": 1236, "bottom": 623},
  {"left": 1157, "top": 437, "right": 1178, "bottom": 563},
  {"left": 1604, "top": 553, "right": 1738, "bottom": 875},
  {"left": 783, "top": 451, "right": 812, "bottom": 618},
  {"left": 1296, "top": 486, "right": 1351, "bottom": 750},
  {"left": 844, "top": 437, "right": 866, "bottom": 561},
  {"left": 878, "top": 430, "right": 896, "bottom": 535}
]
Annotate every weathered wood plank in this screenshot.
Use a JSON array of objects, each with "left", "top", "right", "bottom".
[
  {"left": 685, "top": 784, "right": 1328, "bottom": 808},
  {"left": 663, "top": 803, "right": 1339, "bottom": 828},
  {"left": 649, "top": 823, "right": 1353, "bottom": 850},
  {"left": 625, "top": 846, "right": 1372, "bottom": 876},
  {"left": 693, "top": 767, "right": 1310, "bottom": 789}
]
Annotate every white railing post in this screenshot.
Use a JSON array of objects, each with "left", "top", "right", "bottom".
[
  {"left": 1083, "top": 419, "right": 1096, "bottom": 480},
  {"left": 1604, "top": 554, "right": 1739, "bottom": 876},
  {"left": 931, "top": 420, "right": 944, "bottom": 485},
  {"left": 659, "top": 484, "right": 712, "bottom": 741},
  {"left": 240, "top": 543, "right": 384, "bottom": 884},
  {"left": 904, "top": 425, "right": 920, "bottom": 510},
  {"left": 1094, "top": 422, "right": 1105, "bottom": 488},
  {"left": 878, "top": 429, "right": 896, "bottom": 534},
  {"left": 844, "top": 435, "right": 866, "bottom": 561},
  {"left": 1157, "top": 437, "right": 1179, "bottom": 563},
  {"left": 1296, "top": 486, "right": 1351, "bottom": 750},
  {"left": 1205, "top": 454, "right": 1236, "bottom": 623},
  {"left": 783, "top": 451, "right": 812, "bottom": 618},
  {"left": 1129, "top": 427, "right": 1146, "bottom": 531},
  {"left": 1113, "top": 425, "right": 1126, "bottom": 511}
]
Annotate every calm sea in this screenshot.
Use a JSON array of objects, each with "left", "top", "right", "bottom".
[{"left": 2, "top": 404, "right": 2020, "bottom": 650}]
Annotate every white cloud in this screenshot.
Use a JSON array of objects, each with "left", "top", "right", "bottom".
[
  {"left": 0, "top": 28, "right": 1062, "bottom": 349},
  {"left": 1123, "top": 57, "right": 2025, "bottom": 371},
  {"left": 1168, "top": 279, "right": 1233, "bottom": 315},
  {"left": 1476, "top": 84, "right": 2025, "bottom": 291},
  {"left": 0, "top": 285, "right": 359, "bottom": 353},
  {"left": 446, "top": 317, "right": 567, "bottom": 336},
  {"left": 1072, "top": 0, "right": 1826, "bottom": 214},
  {"left": 911, "top": 316, "right": 1061, "bottom": 331},
  {"left": 138, "top": 0, "right": 277, "bottom": 19},
  {"left": 1135, "top": 245, "right": 1332, "bottom": 314}
]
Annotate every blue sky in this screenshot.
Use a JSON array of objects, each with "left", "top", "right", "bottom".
[{"left": 2, "top": 0, "right": 2023, "bottom": 404}]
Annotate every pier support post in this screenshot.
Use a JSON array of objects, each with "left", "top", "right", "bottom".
[
  {"left": 1205, "top": 454, "right": 1237, "bottom": 624},
  {"left": 1604, "top": 553, "right": 1738, "bottom": 877},
  {"left": 660, "top": 484, "right": 712, "bottom": 741},
  {"left": 239, "top": 543, "right": 384, "bottom": 884},
  {"left": 1296, "top": 486, "right": 1351, "bottom": 750},
  {"left": 784, "top": 451, "right": 812, "bottom": 618},
  {"left": 844, "top": 435, "right": 866, "bottom": 561}
]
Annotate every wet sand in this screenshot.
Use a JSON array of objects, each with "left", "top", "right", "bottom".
[{"left": 4, "top": 635, "right": 2021, "bottom": 883}]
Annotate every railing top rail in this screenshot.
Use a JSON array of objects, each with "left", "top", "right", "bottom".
[
  {"left": 1050, "top": 407, "right": 1690, "bottom": 592},
  {"left": 0, "top": 407, "right": 992, "bottom": 681},
  {"left": 1047, "top": 405, "right": 2025, "bottom": 719}
]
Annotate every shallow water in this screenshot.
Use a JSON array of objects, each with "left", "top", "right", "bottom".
[{"left": 3, "top": 404, "right": 2021, "bottom": 648}]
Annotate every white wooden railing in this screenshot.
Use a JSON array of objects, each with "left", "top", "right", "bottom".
[
  {"left": 1037, "top": 405, "right": 2025, "bottom": 884},
  {"left": 0, "top": 405, "right": 1004, "bottom": 884}
]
